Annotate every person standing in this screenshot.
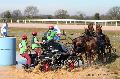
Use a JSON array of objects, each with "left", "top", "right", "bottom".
[
  {"left": 53, "top": 25, "right": 61, "bottom": 41},
  {"left": 1, "top": 21, "right": 8, "bottom": 37}
]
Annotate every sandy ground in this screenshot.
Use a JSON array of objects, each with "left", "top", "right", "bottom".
[
  {"left": 0, "top": 23, "right": 120, "bottom": 31},
  {"left": 0, "top": 66, "right": 117, "bottom": 79}
]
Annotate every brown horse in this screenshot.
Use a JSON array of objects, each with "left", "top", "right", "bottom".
[
  {"left": 72, "top": 34, "right": 97, "bottom": 65},
  {"left": 96, "top": 24, "right": 112, "bottom": 63},
  {"left": 72, "top": 36, "right": 87, "bottom": 64}
]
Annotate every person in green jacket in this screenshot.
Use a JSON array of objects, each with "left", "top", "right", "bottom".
[
  {"left": 47, "top": 26, "right": 57, "bottom": 41},
  {"left": 31, "top": 32, "right": 43, "bottom": 56},
  {"left": 19, "top": 34, "right": 31, "bottom": 68}
]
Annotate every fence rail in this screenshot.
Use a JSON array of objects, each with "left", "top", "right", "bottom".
[{"left": 3, "top": 19, "right": 119, "bottom": 26}]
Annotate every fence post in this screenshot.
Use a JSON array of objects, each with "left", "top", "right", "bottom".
[
  {"left": 25, "top": 20, "right": 26, "bottom": 24},
  {"left": 17, "top": 20, "right": 19, "bottom": 23},
  {"left": 10, "top": 19, "right": 12, "bottom": 23},
  {"left": 29, "top": 20, "right": 30, "bottom": 23},
  {"left": 57, "top": 21, "right": 58, "bottom": 24},
  {"left": 116, "top": 21, "right": 117, "bottom": 27},
  {"left": 85, "top": 21, "right": 86, "bottom": 25},
  {"left": 105, "top": 22, "right": 106, "bottom": 27},
  {"left": 66, "top": 21, "right": 67, "bottom": 24}
]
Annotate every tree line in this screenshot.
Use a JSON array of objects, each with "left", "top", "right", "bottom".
[{"left": 1, "top": 6, "right": 120, "bottom": 20}]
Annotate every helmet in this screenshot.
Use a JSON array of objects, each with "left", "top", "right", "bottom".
[
  {"left": 49, "top": 26, "right": 54, "bottom": 30},
  {"left": 32, "top": 32, "right": 37, "bottom": 36},
  {"left": 22, "top": 34, "right": 27, "bottom": 40}
]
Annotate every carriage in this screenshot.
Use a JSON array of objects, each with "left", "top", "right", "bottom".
[{"left": 22, "top": 39, "right": 82, "bottom": 72}]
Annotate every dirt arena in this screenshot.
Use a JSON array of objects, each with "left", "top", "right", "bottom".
[
  {"left": 0, "top": 23, "right": 119, "bottom": 79},
  {"left": 0, "top": 66, "right": 117, "bottom": 79}
]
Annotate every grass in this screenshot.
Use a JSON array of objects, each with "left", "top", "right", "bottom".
[{"left": 9, "top": 27, "right": 120, "bottom": 74}]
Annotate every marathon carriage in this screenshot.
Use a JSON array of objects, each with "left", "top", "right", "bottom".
[{"left": 23, "top": 38, "right": 82, "bottom": 72}]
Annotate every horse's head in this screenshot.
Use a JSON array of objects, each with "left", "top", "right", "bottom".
[
  {"left": 96, "top": 24, "right": 102, "bottom": 34},
  {"left": 72, "top": 36, "right": 86, "bottom": 53},
  {"left": 84, "top": 28, "right": 90, "bottom": 35},
  {"left": 88, "top": 23, "right": 94, "bottom": 31},
  {"left": 72, "top": 37, "right": 83, "bottom": 46}
]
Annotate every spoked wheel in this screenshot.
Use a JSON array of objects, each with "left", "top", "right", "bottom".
[
  {"left": 39, "top": 60, "right": 51, "bottom": 72},
  {"left": 43, "top": 62, "right": 50, "bottom": 71},
  {"left": 65, "top": 56, "right": 79, "bottom": 71},
  {"left": 68, "top": 60, "right": 75, "bottom": 70}
]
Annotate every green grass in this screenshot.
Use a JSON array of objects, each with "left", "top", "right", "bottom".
[{"left": 9, "top": 27, "right": 120, "bottom": 74}]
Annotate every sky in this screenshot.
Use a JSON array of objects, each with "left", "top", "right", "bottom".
[{"left": 0, "top": 0, "right": 120, "bottom": 16}]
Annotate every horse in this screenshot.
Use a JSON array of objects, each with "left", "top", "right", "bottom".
[
  {"left": 72, "top": 34, "right": 97, "bottom": 65},
  {"left": 96, "top": 25, "right": 112, "bottom": 63},
  {"left": 72, "top": 36, "right": 87, "bottom": 64}
]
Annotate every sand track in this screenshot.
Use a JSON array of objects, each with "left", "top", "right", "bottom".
[{"left": 0, "top": 66, "right": 116, "bottom": 79}]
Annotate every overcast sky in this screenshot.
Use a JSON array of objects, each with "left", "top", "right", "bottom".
[{"left": 0, "top": 0, "right": 120, "bottom": 16}]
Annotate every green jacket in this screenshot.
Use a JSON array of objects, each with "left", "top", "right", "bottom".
[
  {"left": 31, "top": 36, "right": 41, "bottom": 49},
  {"left": 47, "top": 30, "right": 57, "bottom": 41},
  {"left": 19, "top": 40, "right": 27, "bottom": 54}
]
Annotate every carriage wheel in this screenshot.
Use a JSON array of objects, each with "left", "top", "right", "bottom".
[
  {"left": 68, "top": 61, "right": 75, "bottom": 70},
  {"left": 39, "top": 60, "right": 51, "bottom": 72},
  {"left": 43, "top": 62, "right": 50, "bottom": 71},
  {"left": 65, "top": 57, "right": 77, "bottom": 71}
]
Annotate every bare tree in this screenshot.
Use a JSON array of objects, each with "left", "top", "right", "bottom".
[
  {"left": 55, "top": 9, "right": 69, "bottom": 19},
  {"left": 76, "top": 11, "right": 85, "bottom": 19},
  {"left": 94, "top": 13, "right": 100, "bottom": 20},
  {"left": 24, "top": 6, "right": 39, "bottom": 18},
  {"left": 1, "top": 10, "right": 12, "bottom": 19},
  {"left": 70, "top": 11, "right": 85, "bottom": 20},
  {"left": 12, "top": 9, "right": 22, "bottom": 18},
  {"left": 107, "top": 6, "right": 120, "bottom": 20}
]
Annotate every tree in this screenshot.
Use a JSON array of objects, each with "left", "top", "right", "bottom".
[
  {"left": 94, "top": 13, "right": 100, "bottom": 20},
  {"left": 107, "top": 6, "right": 120, "bottom": 20},
  {"left": 55, "top": 9, "right": 69, "bottom": 19},
  {"left": 24, "top": 6, "right": 39, "bottom": 18},
  {"left": 12, "top": 9, "right": 22, "bottom": 18},
  {"left": 100, "top": 14, "right": 109, "bottom": 20},
  {"left": 76, "top": 11, "right": 85, "bottom": 19},
  {"left": 1, "top": 10, "right": 12, "bottom": 19}
]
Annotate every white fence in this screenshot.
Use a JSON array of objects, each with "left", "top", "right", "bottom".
[{"left": 9, "top": 19, "right": 120, "bottom": 26}]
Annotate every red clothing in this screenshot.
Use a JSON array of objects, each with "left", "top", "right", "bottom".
[
  {"left": 21, "top": 52, "right": 31, "bottom": 65},
  {"left": 34, "top": 48, "right": 42, "bottom": 56}
]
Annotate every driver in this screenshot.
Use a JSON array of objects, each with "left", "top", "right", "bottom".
[{"left": 46, "top": 26, "right": 57, "bottom": 42}]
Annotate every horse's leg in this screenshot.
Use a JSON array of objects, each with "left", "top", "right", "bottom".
[
  {"left": 85, "top": 51, "right": 89, "bottom": 66},
  {"left": 91, "top": 49, "right": 97, "bottom": 65},
  {"left": 107, "top": 46, "right": 112, "bottom": 62},
  {"left": 89, "top": 51, "right": 92, "bottom": 66},
  {"left": 101, "top": 46, "right": 106, "bottom": 64},
  {"left": 86, "top": 51, "right": 92, "bottom": 66}
]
